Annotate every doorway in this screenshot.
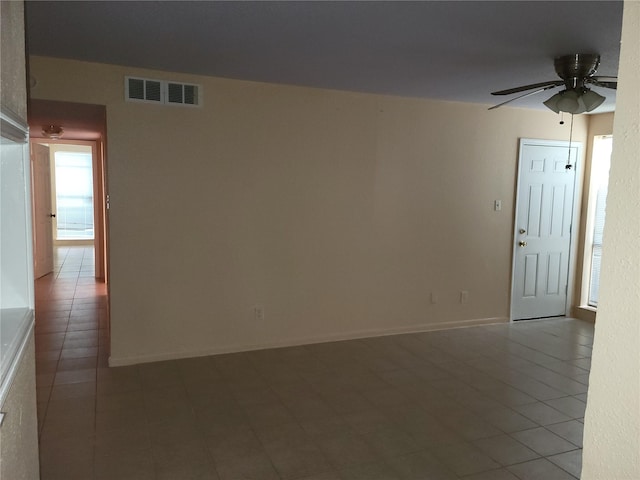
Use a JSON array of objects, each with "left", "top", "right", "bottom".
[
  {"left": 511, "top": 138, "right": 581, "bottom": 321},
  {"left": 27, "top": 99, "right": 108, "bottom": 282},
  {"left": 30, "top": 139, "right": 102, "bottom": 277},
  {"left": 28, "top": 98, "right": 111, "bottom": 380}
]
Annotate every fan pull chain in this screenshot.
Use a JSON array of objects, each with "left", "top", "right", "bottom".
[{"left": 566, "top": 114, "right": 574, "bottom": 170}]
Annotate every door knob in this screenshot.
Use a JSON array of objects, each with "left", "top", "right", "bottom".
[
  {"left": 48, "top": 213, "right": 56, "bottom": 218},
  {"left": 519, "top": 241, "right": 527, "bottom": 247}
]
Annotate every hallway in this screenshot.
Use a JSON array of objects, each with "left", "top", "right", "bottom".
[
  {"left": 34, "top": 246, "right": 590, "bottom": 480},
  {"left": 35, "top": 246, "right": 108, "bottom": 479}
]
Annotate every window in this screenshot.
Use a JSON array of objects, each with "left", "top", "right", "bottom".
[
  {"left": 585, "top": 135, "right": 612, "bottom": 307},
  {"left": 54, "top": 150, "right": 94, "bottom": 240}
]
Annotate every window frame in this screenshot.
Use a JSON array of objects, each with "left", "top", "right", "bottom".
[{"left": 581, "top": 134, "right": 613, "bottom": 309}]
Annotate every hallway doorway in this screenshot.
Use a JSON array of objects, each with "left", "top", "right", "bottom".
[
  {"left": 28, "top": 99, "right": 109, "bottom": 282},
  {"left": 31, "top": 139, "right": 105, "bottom": 275}
]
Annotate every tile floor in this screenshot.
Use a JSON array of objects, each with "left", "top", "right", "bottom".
[{"left": 35, "top": 246, "right": 591, "bottom": 480}]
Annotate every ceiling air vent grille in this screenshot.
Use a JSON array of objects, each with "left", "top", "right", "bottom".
[
  {"left": 125, "top": 77, "right": 202, "bottom": 107},
  {"left": 126, "top": 77, "right": 163, "bottom": 103},
  {"left": 145, "top": 81, "right": 162, "bottom": 102},
  {"left": 167, "top": 82, "right": 199, "bottom": 106}
]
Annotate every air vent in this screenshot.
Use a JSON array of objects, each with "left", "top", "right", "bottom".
[
  {"left": 125, "top": 77, "right": 201, "bottom": 107},
  {"left": 126, "top": 77, "right": 162, "bottom": 103},
  {"left": 145, "top": 81, "right": 162, "bottom": 102},
  {"left": 127, "top": 78, "right": 145, "bottom": 100},
  {"left": 167, "top": 82, "right": 199, "bottom": 106}
]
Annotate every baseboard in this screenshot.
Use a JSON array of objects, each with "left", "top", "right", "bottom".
[
  {"left": 108, "top": 316, "right": 508, "bottom": 367},
  {"left": 572, "top": 306, "right": 597, "bottom": 323},
  {"left": 54, "top": 239, "right": 94, "bottom": 246}
]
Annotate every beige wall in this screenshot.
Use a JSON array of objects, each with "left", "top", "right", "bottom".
[
  {"left": 0, "top": 334, "right": 39, "bottom": 480},
  {"left": 0, "top": 0, "right": 27, "bottom": 121},
  {"left": 29, "top": 56, "right": 589, "bottom": 364},
  {"left": 582, "top": 1, "right": 640, "bottom": 478}
]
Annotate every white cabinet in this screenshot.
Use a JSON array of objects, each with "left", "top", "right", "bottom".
[{"left": 0, "top": 109, "right": 35, "bottom": 405}]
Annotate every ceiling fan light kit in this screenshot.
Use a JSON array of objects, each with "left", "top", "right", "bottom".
[
  {"left": 582, "top": 90, "right": 607, "bottom": 110},
  {"left": 543, "top": 88, "right": 606, "bottom": 114},
  {"left": 490, "top": 54, "right": 616, "bottom": 113},
  {"left": 42, "top": 124, "right": 64, "bottom": 139}
]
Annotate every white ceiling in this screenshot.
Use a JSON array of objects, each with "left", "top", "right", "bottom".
[{"left": 25, "top": 1, "right": 623, "bottom": 112}]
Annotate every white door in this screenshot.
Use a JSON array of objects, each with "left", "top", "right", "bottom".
[
  {"left": 31, "top": 143, "right": 54, "bottom": 278},
  {"left": 512, "top": 139, "right": 579, "bottom": 320}
]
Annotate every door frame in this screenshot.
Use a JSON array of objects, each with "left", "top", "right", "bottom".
[
  {"left": 510, "top": 138, "right": 583, "bottom": 321},
  {"left": 30, "top": 138, "right": 107, "bottom": 280}
]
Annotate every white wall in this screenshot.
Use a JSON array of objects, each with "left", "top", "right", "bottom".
[
  {"left": 28, "top": 56, "right": 589, "bottom": 365},
  {"left": 0, "top": 335, "right": 39, "bottom": 480},
  {"left": 582, "top": 1, "right": 640, "bottom": 478},
  {"left": 0, "top": 1, "right": 40, "bottom": 477}
]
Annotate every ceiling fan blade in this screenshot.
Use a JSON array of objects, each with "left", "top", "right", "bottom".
[
  {"left": 593, "top": 76, "right": 617, "bottom": 82},
  {"left": 491, "top": 80, "right": 564, "bottom": 96},
  {"left": 588, "top": 79, "right": 617, "bottom": 90},
  {"left": 488, "top": 85, "right": 558, "bottom": 110}
]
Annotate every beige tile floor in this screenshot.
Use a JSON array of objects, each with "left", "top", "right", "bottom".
[{"left": 36, "top": 246, "right": 590, "bottom": 480}]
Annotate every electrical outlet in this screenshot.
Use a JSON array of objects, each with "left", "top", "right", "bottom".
[
  {"left": 460, "top": 291, "right": 469, "bottom": 304},
  {"left": 494, "top": 200, "right": 502, "bottom": 211},
  {"left": 254, "top": 306, "right": 264, "bottom": 321},
  {"left": 430, "top": 292, "right": 438, "bottom": 304}
]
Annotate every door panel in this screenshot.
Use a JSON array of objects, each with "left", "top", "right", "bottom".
[
  {"left": 31, "top": 143, "right": 54, "bottom": 278},
  {"left": 527, "top": 185, "right": 543, "bottom": 236},
  {"left": 512, "top": 141, "right": 578, "bottom": 320},
  {"left": 547, "top": 252, "right": 562, "bottom": 294},
  {"left": 550, "top": 185, "right": 567, "bottom": 235},
  {"left": 523, "top": 254, "right": 538, "bottom": 297}
]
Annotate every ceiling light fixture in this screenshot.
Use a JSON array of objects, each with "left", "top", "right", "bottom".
[
  {"left": 543, "top": 88, "right": 605, "bottom": 114},
  {"left": 42, "top": 125, "right": 64, "bottom": 139}
]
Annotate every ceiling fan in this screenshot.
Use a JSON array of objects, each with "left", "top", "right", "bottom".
[{"left": 489, "top": 54, "right": 617, "bottom": 113}]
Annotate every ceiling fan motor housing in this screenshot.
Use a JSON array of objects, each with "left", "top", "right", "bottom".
[{"left": 554, "top": 54, "right": 601, "bottom": 89}]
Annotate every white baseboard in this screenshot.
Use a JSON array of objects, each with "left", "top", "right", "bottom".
[{"left": 108, "top": 316, "right": 508, "bottom": 367}]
